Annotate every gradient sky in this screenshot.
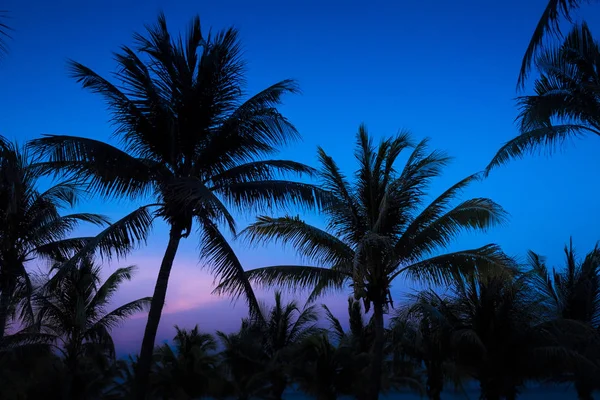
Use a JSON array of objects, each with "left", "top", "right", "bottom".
[{"left": 1, "top": 0, "right": 600, "bottom": 355}]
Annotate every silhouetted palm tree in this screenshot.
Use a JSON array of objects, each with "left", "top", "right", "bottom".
[
  {"left": 395, "top": 290, "right": 461, "bottom": 400},
  {"left": 217, "top": 125, "right": 514, "bottom": 400},
  {"left": 527, "top": 239, "right": 600, "bottom": 399},
  {"left": 518, "top": 0, "right": 597, "bottom": 87},
  {"left": 447, "top": 273, "right": 571, "bottom": 400},
  {"left": 152, "top": 325, "right": 220, "bottom": 399},
  {"left": 259, "top": 292, "right": 320, "bottom": 399},
  {"left": 488, "top": 23, "right": 600, "bottom": 173},
  {"left": 0, "top": 136, "right": 111, "bottom": 339},
  {"left": 217, "top": 321, "right": 267, "bottom": 400},
  {"left": 29, "top": 13, "right": 326, "bottom": 398},
  {"left": 36, "top": 258, "right": 150, "bottom": 400}
]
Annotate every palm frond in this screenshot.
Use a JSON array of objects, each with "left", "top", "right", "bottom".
[
  {"left": 322, "top": 304, "right": 346, "bottom": 342},
  {"left": 518, "top": 0, "right": 588, "bottom": 88},
  {"left": 485, "top": 124, "right": 595, "bottom": 173},
  {"left": 88, "top": 266, "right": 138, "bottom": 310},
  {"left": 241, "top": 215, "right": 354, "bottom": 266},
  {"left": 198, "top": 216, "right": 262, "bottom": 320},
  {"left": 28, "top": 135, "right": 157, "bottom": 199},
  {"left": 394, "top": 244, "right": 516, "bottom": 286},
  {"left": 398, "top": 198, "right": 508, "bottom": 262},
  {"left": 217, "top": 265, "right": 350, "bottom": 297},
  {"left": 91, "top": 297, "right": 151, "bottom": 332}
]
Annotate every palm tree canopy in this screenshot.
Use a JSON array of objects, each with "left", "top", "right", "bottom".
[
  {"left": 217, "top": 125, "right": 514, "bottom": 311},
  {"left": 36, "top": 258, "right": 151, "bottom": 359},
  {"left": 518, "top": 0, "right": 594, "bottom": 88},
  {"left": 488, "top": 22, "right": 600, "bottom": 173},
  {"left": 0, "top": 136, "right": 114, "bottom": 334},
  {"left": 527, "top": 238, "right": 600, "bottom": 327},
  {"left": 28, "top": 13, "right": 328, "bottom": 316}
]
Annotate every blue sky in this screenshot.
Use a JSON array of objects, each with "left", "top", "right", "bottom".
[{"left": 1, "top": 0, "right": 600, "bottom": 354}]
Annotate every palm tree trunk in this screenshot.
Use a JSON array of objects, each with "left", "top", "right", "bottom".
[
  {"left": 134, "top": 226, "right": 183, "bottom": 400},
  {"left": 367, "top": 301, "right": 385, "bottom": 400},
  {"left": 0, "top": 280, "right": 15, "bottom": 340}
]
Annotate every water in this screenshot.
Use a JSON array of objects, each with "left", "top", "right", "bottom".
[{"left": 279, "top": 385, "right": 584, "bottom": 399}]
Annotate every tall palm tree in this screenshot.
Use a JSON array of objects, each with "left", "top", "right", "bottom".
[
  {"left": 487, "top": 22, "right": 600, "bottom": 173},
  {"left": 29, "top": 13, "right": 326, "bottom": 398},
  {"left": 518, "top": 0, "right": 596, "bottom": 88},
  {"left": 527, "top": 238, "right": 600, "bottom": 399},
  {"left": 216, "top": 125, "right": 514, "bottom": 400},
  {"left": 0, "top": 136, "right": 112, "bottom": 339},
  {"left": 36, "top": 258, "right": 151, "bottom": 400}
]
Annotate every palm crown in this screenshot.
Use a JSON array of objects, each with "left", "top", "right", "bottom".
[{"left": 488, "top": 22, "right": 600, "bottom": 172}]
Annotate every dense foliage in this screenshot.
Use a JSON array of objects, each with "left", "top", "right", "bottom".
[{"left": 1, "top": 3, "right": 600, "bottom": 399}]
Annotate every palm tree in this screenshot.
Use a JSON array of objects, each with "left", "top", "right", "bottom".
[
  {"left": 291, "top": 333, "right": 366, "bottom": 400},
  {"left": 447, "top": 273, "right": 572, "bottom": 400},
  {"left": 36, "top": 258, "right": 150, "bottom": 400},
  {"left": 0, "top": 136, "right": 112, "bottom": 340},
  {"left": 259, "top": 291, "right": 320, "bottom": 399},
  {"left": 487, "top": 22, "right": 600, "bottom": 173},
  {"left": 152, "top": 325, "right": 221, "bottom": 399},
  {"left": 394, "top": 291, "right": 460, "bottom": 400},
  {"left": 518, "top": 0, "right": 597, "bottom": 87},
  {"left": 527, "top": 238, "right": 600, "bottom": 399},
  {"left": 217, "top": 125, "right": 514, "bottom": 400},
  {"left": 29, "top": 13, "right": 326, "bottom": 398},
  {"left": 217, "top": 320, "right": 268, "bottom": 400}
]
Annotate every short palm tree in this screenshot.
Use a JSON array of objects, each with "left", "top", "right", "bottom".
[
  {"left": 29, "top": 13, "right": 325, "bottom": 398},
  {"left": 0, "top": 136, "right": 111, "bottom": 339},
  {"left": 527, "top": 238, "right": 600, "bottom": 399},
  {"left": 259, "top": 292, "right": 320, "bottom": 399},
  {"left": 488, "top": 22, "right": 600, "bottom": 173},
  {"left": 36, "top": 258, "right": 150, "bottom": 400},
  {"left": 152, "top": 325, "right": 220, "bottom": 399},
  {"left": 395, "top": 290, "right": 460, "bottom": 400},
  {"left": 217, "top": 125, "right": 514, "bottom": 400},
  {"left": 448, "top": 273, "right": 571, "bottom": 400},
  {"left": 216, "top": 321, "right": 268, "bottom": 400}
]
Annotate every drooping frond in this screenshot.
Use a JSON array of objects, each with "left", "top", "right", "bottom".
[
  {"left": 0, "top": 11, "right": 11, "bottom": 58},
  {"left": 214, "top": 180, "right": 328, "bottom": 213},
  {"left": 218, "top": 265, "right": 350, "bottom": 296},
  {"left": 91, "top": 297, "right": 151, "bottom": 332},
  {"left": 485, "top": 124, "right": 594, "bottom": 173},
  {"left": 198, "top": 216, "right": 262, "bottom": 320},
  {"left": 393, "top": 245, "right": 516, "bottom": 286},
  {"left": 28, "top": 135, "right": 158, "bottom": 199},
  {"left": 241, "top": 215, "right": 354, "bottom": 266},
  {"left": 321, "top": 304, "right": 346, "bottom": 343},
  {"left": 210, "top": 160, "right": 317, "bottom": 187}
]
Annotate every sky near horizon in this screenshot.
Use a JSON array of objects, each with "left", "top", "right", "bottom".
[{"left": 1, "top": 0, "right": 600, "bottom": 355}]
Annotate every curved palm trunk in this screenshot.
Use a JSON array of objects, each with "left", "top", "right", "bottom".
[
  {"left": 135, "top": 226, "right": 183, "bottom": 400},
  {"left": 368, "top": 301, "right": 385, "bottom": 400}
]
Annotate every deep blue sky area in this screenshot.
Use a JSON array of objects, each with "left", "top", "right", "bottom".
[{"left": 1, "top": 0, "right": 599, "bottom": 354}]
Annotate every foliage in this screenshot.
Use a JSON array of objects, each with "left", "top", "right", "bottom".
[{"left": 488, "top": 22, "right": 600, "bottom": 173}]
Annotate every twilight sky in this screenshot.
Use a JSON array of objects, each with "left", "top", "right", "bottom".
[{"left": 1, "top": 0, "right": 600, "bottom": 355}]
